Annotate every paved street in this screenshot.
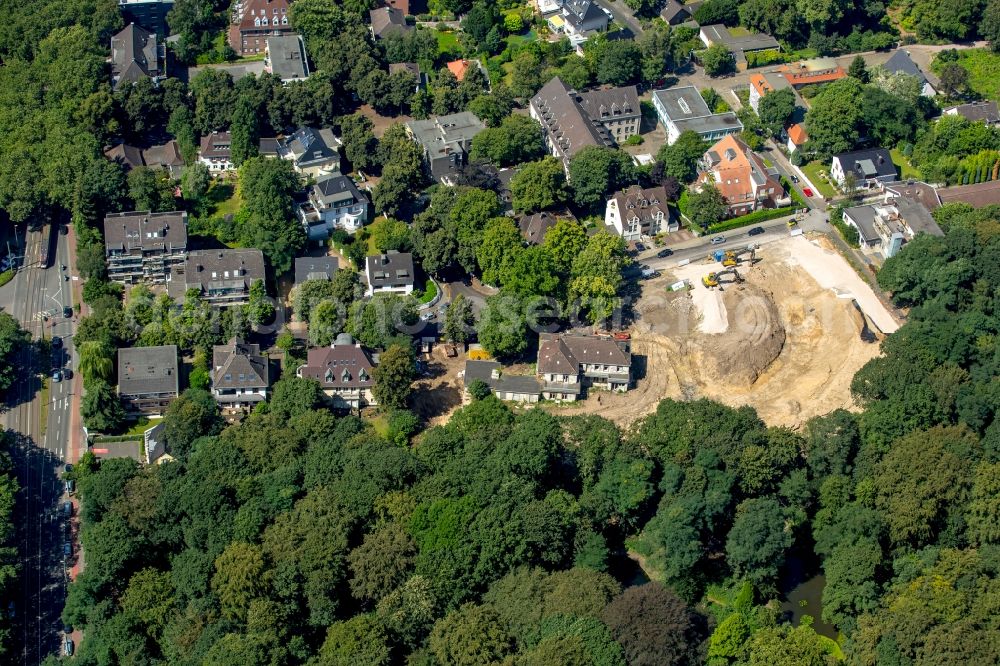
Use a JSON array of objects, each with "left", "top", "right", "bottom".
[
  {"left": 2, "top": 222, "right": 80, "bottom": 665},
  {"left": 596, "top": 0, "right": 644, "bottom": 37}
]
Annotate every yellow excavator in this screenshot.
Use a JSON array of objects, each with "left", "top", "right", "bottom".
[
  {"left": 721, "top": 251, "right": 738, "bottom": 267},
  {"left": 719, "top": 245, "right": 758, "bottom": 268},
  {"left": 702, "top": 267, "right": 745, "bottom": 288}
]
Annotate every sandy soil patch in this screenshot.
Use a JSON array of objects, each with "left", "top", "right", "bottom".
[
  {"left": 410, "top": 344, "right": 467, "bottom": 426},
  {"left": 552, "top": 236, "right": 890, "bottom": 428}
]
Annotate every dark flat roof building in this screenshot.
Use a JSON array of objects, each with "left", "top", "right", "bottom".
[
  {"left": 118, "top": 345, "right": 179, "bottom": 414},
  {"left": 104, "top": 211, "right": 188, "bottom": 284},
  {"left": 184, "top": 249, "right": 266, "bottom": 307},
  {"left": 294, "top": 256, "right": 338, "bottom": 283},
  {"left": 265, "top": 34, "right": 309, "bottom": 82}
]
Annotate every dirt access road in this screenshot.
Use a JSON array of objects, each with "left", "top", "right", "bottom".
[{"left": 552, "top": 235, "right": 897, "bottom": 428}]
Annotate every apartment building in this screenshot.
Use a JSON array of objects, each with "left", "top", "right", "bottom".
[{"left": 103, "top": 211, "right": 188, "bottom": 285}]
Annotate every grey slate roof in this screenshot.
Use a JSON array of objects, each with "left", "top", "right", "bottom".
[
  {"left": 518, "top": 211, "right": 560, "bottom": 244},
  {"left": 843, "top": 205, "right": 881, "bottom": 244},
  {"left": 312, "top": 174, "right": 364, "bottom": 207},
  {"left": 882, "top": 50, "right": 928, "bottom": 85},
  {"left": 104, "top": 211, "right": 188, "bottom": 254},
  {"left": 406, "top": 112, "right": 486, "bottom": 159},
  {"left": 266, "top": 34, "right": 309, "bottom": 81},
  {"left": 563, "top": 0, "right": 606, "bottom": 26},
  {"left": 370, "top": 6, "right": 410, "bottom": 37},
  {"left": 294, "top": 256, "right": 339, "bottom": 283},
  {"left": 277, "top": 127, "right": 341, "bottom": 170},
  {"left": 834, "top": 148, "right": 896, "bottom": 180},
  {"left": 576, "top": 86, "right": 640, "bottom": 122},
  {"left": 892, "top": 196, "right": 943, "bottom": 237},
  {"left": 945, "top": 101, "right": 1000, "bottom": 124},
  {"left": 531, "top": 77, "right": 613, "bottom": 161},
  {"left": 118, "top": 345, "right": 179, "bottom": 396},
  {"left": 366, "top": 251, "right": 415, "bottom": 288},
  {"left": 465, "top": 360, "right": 541, "bottom": 395},
  {"left": 184, "top": 249, "right": 266, "bottom": 293},
  {"left": 537, "top": 333, "right": 631, "bottom": 375},
  {"left": 200, "top": 132, "right": 232, "bottom": 160},
  {"left": 111, "top": 23, "right": 161, "bottom": 90},
  {"left": 660, "top": 0, "right": 692, "bottom": 23},
  {"left": 213, "top": 338, "right": 271, "bottom": 390}
]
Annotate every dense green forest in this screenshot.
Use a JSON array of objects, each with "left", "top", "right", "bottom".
[{"left": 56, "top": 205, "right": 1000, "bottom": 664}]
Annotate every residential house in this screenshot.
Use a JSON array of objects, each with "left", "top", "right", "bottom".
[
  {"left": 212, "top": 338, "right": 272, "bottom": 411},
  {"left": 943, "top": 101, "right": 1000, "bottom": 125},
  {"left": 842, "top": 196, "right": 943, "bottom": 259},
  {"left": 298, "top": 175, "right": 370, "bottom": 241},
  {"left": 228, "top": 0, "right": 293, "bottom": 56},
  {"left": 697, "top": 134, "right": 785, "bottom": 216},
  {"left": 748, "top": 71, "right": 792, "bottom": 114},
  {"left": 935, "top": 180, "right": 1000, "bottom": 208},
  {"left": 183, "top": 249, "right": 266, "bottom": 307},
  {"left": 699, "top": 24, "right": 780, "bottom": 70},
  {"left": 119, "top": 0, "right": 173, "bottom": 36},
  {"left": 779, "top": 58, "right": 846, "bottom": 89},
  {"left": 389, "top": 62, "right": 428, "bottom": 90},
  {"left": 199, "top": 131, "right": 234, "bottom": 173},
  {"left": 660, "top": 0, "right": 692, "bottom": 24},
  {"left": 370, "top": 6, "right": 410, "bottom": 39},
  {"left": 786, "top": 123, "right": 808, "bottom": 153},
  {"left": 547, "top": 0, "right": 607, "bottom": 44},
  {"left": 276, "top": 127, "right": 342, "bottom": 177},
  {"left": 446, "top": 59, "right": 484, "bottom": 83},
  {"left": 576, "top": 86, "right": 642, "bottom": 144},
  {"left": 264, "top": 35, "right": 309, "bottom": 83},
  {"left": 464, "top": 360, "right": 541, "bottom": 402},
  {"left": 365, "top": 251, "right": 415, "bottom": 297},
  {"left": 881, "top": 49, "right": 936, "bottom": 96},
  {"left": 105, "top": 140, "right": 185, "bottom": 177},
  {"left": 117, "top": 345, "right": 179, "bottom": 415},
  {"left": 143, "top": 422, "right": 175, "bottom": 465},
  {"left": 110, "top": 23, "right": 165, "bottom": 91},
  {"left": 297, "top": 333, "right": 377, "bottom": 410},
  {"left": 517, "top": 210, "right": 577, "bottom": 244},
  {"left": 294, "top": 256, "right": 338, "bottom": 284},
  {"left": 604, "top": 185, "right": 676, "bottom": 240},
  {"left": 104, "top": 211, "right": 188, "bottom": 284},
  {"left": 537, "top": 333, "right": 631, "bottom": 401},
  {"left": 830, "top": 148, "right": 897, "bottom": 189},
  {"left": 529, "top": 77, "right": 614, "bottom": 171},
  {"left": 406, "top": 112, "right": 486, "bottom": 184},
  {"left": 882, "top": 180, "right": 940, "bottom": 212},
  {"left": 651, "top": 86, "right": 743, "bottom": 145}
]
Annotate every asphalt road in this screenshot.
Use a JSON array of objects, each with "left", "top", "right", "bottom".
[
  {"left": 596, "top": 0, "right": 645, "bottom": 37},
  {"left": 2, "top": 224, "right": 78, "bottom": 665}
]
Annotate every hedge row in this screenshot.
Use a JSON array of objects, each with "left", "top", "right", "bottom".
[
  {"left": 707, "top": 206, "right": 792, "bottom": 233},
  {"left": 0, "top": 270, "right": 12, "bottom": 288}
]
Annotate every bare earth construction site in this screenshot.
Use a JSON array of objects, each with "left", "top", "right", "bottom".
[{"left": 557, "top": 235, "right": 900, "bottom": 427}]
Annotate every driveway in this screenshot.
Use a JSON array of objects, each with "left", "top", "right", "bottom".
[{"left": 596, "top": 0, "right": 644, "bottom": 37}]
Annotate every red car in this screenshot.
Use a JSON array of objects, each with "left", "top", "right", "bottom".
[{"left": 802, "top": 187, "right": 815, "bottom": 197}]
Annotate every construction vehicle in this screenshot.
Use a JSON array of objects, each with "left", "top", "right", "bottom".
[
  {"left": 722, "top": 251, "right": 738, "bottom": 267},
  {"left": 701, "top": 267, "right": 744, "bottom": 288}
]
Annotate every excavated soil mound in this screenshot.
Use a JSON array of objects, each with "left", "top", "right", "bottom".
[{"left": 702, "top": 284, "right": 786, "bottom": 385}]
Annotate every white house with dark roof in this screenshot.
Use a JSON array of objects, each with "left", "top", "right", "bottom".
[
  {"left": 110, "top": 23, "right": 165, "bottom": 90},
  {"left": 297, "top": 333, "right": 377, "bottom": 410},
  {"left": 536, "top": 333, "right": 631, "bottom": 401},
  {"left": 199, "top": 131, "right": 234, "bottom": 173},
  {"left": 943, "top": 101, "right": 1000, "bottom": 126},
  {"left": 881, "top": 50, "right": 936, "bottom": 97},
  {"left": 212, "top": 338, "right": 272, "bottom": 411},
  {"left": 365, "top": 251, "right": 415, "bottom": 297},
  {"left": 277, "top": 127, "right": 341, "bottom": 176},
  {"left": 652, "top": 86, "right": 743, "bottom": 145},
  {"left": 604, "top": 185, "right": 677, "bottom": 240},
  {"left": 830, "top": 148, "right": 897, "bottom": 189},
  {"left": 298, "top": 175, "right": 369, "bottom": 241}
]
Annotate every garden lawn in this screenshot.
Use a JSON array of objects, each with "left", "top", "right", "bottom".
[
  {"left": 890, "top": 148, "right": 921, "bottom": 180},
  {"left": 198, "top": 182, "right": 242, "bottom": 218},
  {"left": 931, "top": 49, "right": 1000, "bottom": 101},
  {"left": 436, "top": 30, "right": 459, "bottom": 55},
  {"left": 799, "top": 160, "right": 838, "bottom": 199}
]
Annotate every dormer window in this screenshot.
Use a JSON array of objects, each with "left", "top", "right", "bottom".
[
  {"left": 261, "top": 17, "right": 268, "bottom": 25},
  {"left": 255, "top": 17, "right": 261, "bottom": 26}
]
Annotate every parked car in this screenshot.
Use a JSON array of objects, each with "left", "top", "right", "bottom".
[
  {"left": 657, "top": 248, "right": 674, "bottom": 258},
  {"left": 640, "top": 266, "right": 660, "bottom": 279},
  {"left": 710, "top": 236, "right": 726, "bottom": 245},
  {"left": 634, "top": 242, "right": 646, "bottom": 252},
  {"left": 802, "top": 187, "right": 814, "bottom": 197},
  {"left": 51, "top": 370, "right": 62, "bottom": 383},
  {"left": 63, "top": 306, "right": 72, "bottom": 318},
  {"left": 790, "top": 175, "right": 799, "bottom": 183},
  {"left": 62, "top": 542, "right": 71, "bottom": 557},
  {"left": 62, "top": 368, "right": 72, "bottom": 380},
  {"left": 64, "top": 479, "right": 74, "bottom": 495},
  {"left": 63, "top": 624, "right": 73, "bottom": 635},
  {"left": 748, "top": 227, "right": 766, "bottom": 236},
  {"left": 419, "top": 312, "right": 435, "bottom": 322},
  {"left": 64, "top": 463, "right": 73, "bottom": 473},
  {"left": 62, "top": 501, "right": 72, "bottom": 517},
  {"left": 51, "top": 336, "right": 62, "bottom": 349},
  {"left": 64, "top": 639, "right": 74, "bottom": 656}
]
